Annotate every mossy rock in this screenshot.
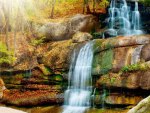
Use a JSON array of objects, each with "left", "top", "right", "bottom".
[
  {"left": 92, "top": 48, "right": 114, "bottom": 75},
  {"left": 52, "top": 75, "right": 64, "bottom": 82},
  {"left": 1, "top": 74, "right": 24, "bottom": 85}
]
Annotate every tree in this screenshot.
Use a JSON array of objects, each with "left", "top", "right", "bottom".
[
  {"left": 83, "top": 0, "right": 109, "bottom": 14},
  {"left": 50, "top": 0, "right": 56, "bottom": 18},
  {"left": 140, "top": 0, "right": 150, "bottom": 6},
  {"left": 1, "top": 1, "right": 10, "bottom": 51},
  {"left": 83, "top": 0, "right": 91, "bottom": 14}
]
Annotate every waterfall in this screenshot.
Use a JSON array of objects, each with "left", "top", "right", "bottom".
[
  {"left": 63, "top": 42, "right": 94, "bottom": 113},
  {"left": 131, "top": 2, "right": 143, "bottom": 35},
  {"left": 105, "top": 0, "right": 143, "bottom": 37}
]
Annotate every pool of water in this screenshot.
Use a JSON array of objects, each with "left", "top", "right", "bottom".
[{"left": 0, "top": 104, "right": 129, "bottom": 113}]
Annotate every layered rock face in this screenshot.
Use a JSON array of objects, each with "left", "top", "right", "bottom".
[
  {"left": 0, "top": 14, "right": 96, "bottom": 106},
  {"left": 93, "top": 35, "right": 150, "bottom": 105},
  {"left": 0, "top": 14, "right": 150, "bottom": 107},
  {"left": 1, "top": 34, "right": 150, "bottom": 107}
]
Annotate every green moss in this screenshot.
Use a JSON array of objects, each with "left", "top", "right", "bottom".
[
  {"left": 93, "top": 48, "right": 113, "bottom": 75},
  {"left": 121, "top": 62, "right": 149, "bottom": 72},
  {"left": 52, "top": 74, "right": 64, "bottom": 82},
  {"left": 93, "top": 39, "right": 104, "bottom": 53},
  {"left": 93, "top": 39, "right": 115, "bottom": 53},
  {"left": 99, "top": 0, "right": 109, "bottom": 8},
  {"left": 100, "top": 49, "right": 113, "bottom": 74},
  {"left": 110, "top": 77, "right": 116, "bottom": 84},
  {"left": 0, "top": 42, "right": 16, "bottom": 65}
]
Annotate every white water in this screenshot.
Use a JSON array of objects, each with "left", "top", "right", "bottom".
[
  {"left": 131, "top": 2, "right": 143, "bottom": 35},
  {"left": 106, "top": 0, "right": 143, "bottom": 37},
  {"left": 131, "top": 45, "right": 144, "bottom": 64},
  {"left": 63, "top": 42, "right": 94, "bottom": 113}
]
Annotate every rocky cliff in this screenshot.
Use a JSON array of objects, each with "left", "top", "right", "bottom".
[{"left": 0, "top": 14, "right": 150, "bottom": 110}]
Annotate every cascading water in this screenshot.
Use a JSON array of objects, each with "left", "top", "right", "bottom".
[
  {"left": 131, "top": 2, "right": 143, "bottom": 35},
  {"left": 109, "top": 0, "right": 131, "bottom": 35},
  {"left": 105, "top": 0, "right": 143, "bottom": 37},
  {"left": 62, "top": 42, "right": 94, "bottom": 113}
]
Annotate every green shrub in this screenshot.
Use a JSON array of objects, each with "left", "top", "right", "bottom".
[
  {"left": 99, "top": 0, "right": 109, "bottom": 8},
  {"left": 0, "top": 42, "right": 16, "bottom": 65},
  {"left": 121, "top": 62, "right": 149, "bottom": 72},
  {"left": 140, "top": 0, "right": 150, "bottom": 6},
  {"left": 30, "top": 38, "right": 44, "bottom": 46}
]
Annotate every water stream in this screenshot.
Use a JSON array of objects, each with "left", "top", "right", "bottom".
[
  {"left": 63, "top": 42, "right": 94, "bottom": 113},
  {"left": 131, "top": 2, "right": 143, "bottom": 35},
  {"left": 105, "top": 0, "right": 143, "bottom": 37}
]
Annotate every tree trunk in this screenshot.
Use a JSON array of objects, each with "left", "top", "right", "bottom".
[
  {"left": 83, "top": 0, "right": 91, "bottom": 14},
  {"left": 93, "top": 0, "right": 96, "bottom": 12},
  {"left": 50, "top": 0, "right": 56, "bottom": 18},
  {"left": 5, "top": 15, "right": 10, "bottom": 51}
]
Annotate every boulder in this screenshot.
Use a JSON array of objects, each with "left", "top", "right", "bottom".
[
  {"left": 36, "top": 14, "right": 97, "bottom": 41},
  {"left": 72, "top": 32, "right": 93, "bottom": 43},
  {"left": 103, "top": 29, "right": 117, "bottom": 38},
  {"left": 128, "top": 96, "right": 150, "bottom": 113}
]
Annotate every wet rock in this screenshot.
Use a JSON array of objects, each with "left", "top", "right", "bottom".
[
  {"left": 104, "top": 29, "right": 117, "bottom": 38},
  {"left": 72, "top": 32, "right": 93, "bottom": 43},
  {"left": 36, "top": 14, "right": 97, "bottom": 41},
  {"left": 117, "top": 28, "right": 131, "bottom": 36}
]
